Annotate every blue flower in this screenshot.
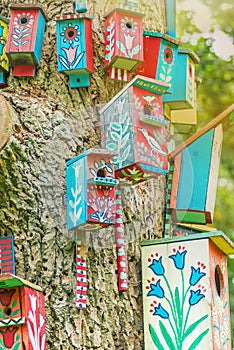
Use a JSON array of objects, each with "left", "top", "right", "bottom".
[
  {"left": 189, "top": 267, "right": 206, "bottom": 286},
  {"left": 169, "top": 249, "right": 187, "bottom": 270},
  {"left": 153, "top": 303, "right": 169, "bottom": 319},
  {"left": 189, "top": 289, "right": 205, "bottom": 306},
  {"left": 149, "top": 257, "right": 165, "bottom": 275},
  {"left": 147, "top": 280, "right": 165, "bottom": 298}
]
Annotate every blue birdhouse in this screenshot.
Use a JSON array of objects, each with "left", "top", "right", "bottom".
[
  {"left": 0, "top": 16, "right": 9, "bottom": 86},
  {"left": 66, "top": 149, "right": 118, "bottom": 231},
  {"left": 74, "top": 0, "right": 87, "bottom": 13},
  {"left": 55, "top": 14, "right": 94, "bottom": 88},
  {"left": 6, "top": 3, "right": 47, "bottom": 77},
  {"left": 163, "top": 49, "right": 199, "bottom": 109}
]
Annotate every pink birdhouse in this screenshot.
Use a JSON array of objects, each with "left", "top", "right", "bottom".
[{"left": 104, "top": 6, "right": 144, "bottom": 82}]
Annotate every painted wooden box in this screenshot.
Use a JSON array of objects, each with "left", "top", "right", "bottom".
[
  {"left": 55, "top": 14, "right": 94, "bottom": 88},
  {"left": 100, "top": 76, "right": 169, "bottom": 185},
  {"left": 104, "top": 6, "right": 143, "bottom": 82},
  {"left": 0, "top": 16, "right": 9, "bottom": 86},
  {"left": 74, "top": 0, "right": 87, "bottom": 13},
  {"left": 141, "top": 232, "right": 234, "bottom": 350},
  {"left": 6, "top": 3, "right": 47, "bottom": 77},
  {"left": 136, "top": 31, "right": 179, "bottom": 94},
  {"left": 66, "top": 149, "right": 118, "bottom": 231},
  {"left": 170, "top": 125, "right": 223, "bottom": 224},
  {"left": 163, "top": 49, "right": 199, "bottom": 109},
  {"left": 0, "top": 273, "right": 46, "bottom": 350}
]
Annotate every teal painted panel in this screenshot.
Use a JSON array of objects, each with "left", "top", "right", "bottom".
[
  {"left": 176, "top": 129, "right": 214, "bottom": 210},
  {"left": 66, "top": 156, "right": 87, "bottom": 230},
  {"left": 34, "top": 11, "right": 46, "bottom": 65},
  {"left": 166, "top": 0, "right": 176, "bottom": 38}
]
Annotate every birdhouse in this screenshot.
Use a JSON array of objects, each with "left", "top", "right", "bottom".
[
  {"left": 141, "top": 231, "right": 234, "bottom": 350},
  {"left": 163, "top": 49, "right": 200, "bottom": 109},
  {"left": 100, "top": 76, "right": 169, "bottom": 185},
  {"left": 66, "top": 149, "right": 118, "bottom": 231},
  {"left": 0, "top": 273, "right": 46, "bottom": 350},
  {"left": 0, "top": 16, "right": 9, "bottom": 86},
  {"left": 104, "top": 5, "right": 144, "bottom": 82},
  {"left": 74, "top": 0, "right": 87, "bottom": 13},
  {"left": 6, "top": 3, "right": 47, "bottom": 77},
  {"left": 55, "top": 14, "right": 94, "bottom": 88},
  {"left": 164, "top": 77, "right": 201, "bottom": 134},
  {"left": 136, "top": 31, "right": 180, "bottom": 94}
]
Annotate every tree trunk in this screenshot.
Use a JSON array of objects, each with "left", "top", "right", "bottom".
[{"left": 0, "top": 1, "right": 167, "bottom": 348}]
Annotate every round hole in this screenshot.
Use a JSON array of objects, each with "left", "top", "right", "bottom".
[
  {"left": 189, "top": 64, "right": 193, "bottom": 78},
  {"left": 4, "top": 307, "right": 12, "bottom": 316},
  {"left": 67, "top": 30, "right": 74, "bottom": 38},
  {"left": 126, "top": 22, "right": 132, "bottom": 29},
  {"left": 97, "top": 169, "right": 106, "bottom": 178},
  {"left": 215, "top": 265, "right": 224, "bottom": 297},
  {"left": 76, "top": 78, "right": 80, "bottom": 82},
  {"left": 19, "top": 16, "right": 29, "bottom": 25},
  {"left": 65, "top": 28, "right": 77, "bottom": 41}
]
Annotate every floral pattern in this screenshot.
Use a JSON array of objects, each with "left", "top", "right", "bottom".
[
  {"left": 27, "top": 293, "right": 46, "bottom": 350},
  {"left": 11, "top": 12, "right": 34, "bottom": 49}
]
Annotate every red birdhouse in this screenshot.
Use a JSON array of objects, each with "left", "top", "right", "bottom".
[
  {"left": 104, "top": 5, "right": 144, "bottom": 82},
  {"left": 0, "top": 274, "right": 46, "bottom": 350},
  {"left": 6, "top": 3, "right": 47, "bottom": 77}
]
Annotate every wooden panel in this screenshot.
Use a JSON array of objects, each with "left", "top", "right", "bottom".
[
  {"left": 136, "top": 35, "right": 160, "bottom": 78},
  {"left": 170, "top": 152, "right": 182, "bottom": 208},
  {"left": 0, "top": 236, "right": 16, "bottom": 275},
  {"left": 0, "top": 16, "right": 9, "bottom": 74},
  {"left": 166, "top": 0, "right": 176, "bottom": 38}
]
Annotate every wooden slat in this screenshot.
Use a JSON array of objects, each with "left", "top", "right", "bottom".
[{"left": 75, "top": 231, "right": 87, "bottom": 309}]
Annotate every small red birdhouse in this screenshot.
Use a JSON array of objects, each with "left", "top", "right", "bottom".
[
  {"left": 0, "top": 16, "right": 9, "bottom": 86},
  {"left": 0, "top": 273, "right": 46, "bottom": 350},
  {"left": 104, "top": 5, "right": 144, "bottom": 82},
  {"left": 6, "top": 3, "right": 47, "bottom": 77}
]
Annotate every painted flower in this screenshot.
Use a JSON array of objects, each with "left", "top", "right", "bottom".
[
  {"left": 60, "top": 23, "right": 80, "bottom": 45},
  {"left": 149, "top": 256, "right": 165, "bottom": 276},
  {"left": 147, "top": 280, "right": 165, "bottom": 298},
  {"left": 189, "top": 266, "right": 206, "bottom": 286},
  {"left": 189, "top": 289, "right": 205, "bottom": 306},
  {"left": 152, "top": 303, "right": 169, "bottom": 319},
  {"left": 169, "top": 246, "right": 187, "bottom": 270},
  {"left": 62, "top": 46, "right": 78, "bottom": 64},
  {"left": 123, "top": 33, "right": 136, "bottom": 51},
  {"left": 0, "top": 327, "right": 18, "bottom": 348},
  {"left": 14, "top": 12, "right": 34, "bottom": 28},
  {"left": 0, "top": 289, "right": 15, "bottom": 306}
]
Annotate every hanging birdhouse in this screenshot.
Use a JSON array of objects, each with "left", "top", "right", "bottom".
[
  {"left": 0, "top": 16, "right": 9, "bottom": 86},
  {"left": 66, "top": 149, "right": 118, "bottom": 231},
  {"left": 100, "top": 76, "right": 169, "bottom": 185},
  {"left": 0, "top": 273, "right": 46, "bottom": 349},
  {"left": 6, "top": 3, "right": 47, "bottom": 77},
  {"left": 141, "top": 231, "right": 234, "bottom": 350},
  {"left": 55, "top": 14, "right": 94, "bottom": 88},
  {"left": 164, "top": 77, "right": 201, "bottom": 134},
  {"left": 163, "top": 48, "right": 199, "bottom": 109},
  {"left": 104, "top": 5, "right": 144, "bottom": 82},
  {"left": 136, "top": 31, "right": 180, "bottom": 94},
  {"left": 74, "top": 0, "right": 87, "bottom": 13}
]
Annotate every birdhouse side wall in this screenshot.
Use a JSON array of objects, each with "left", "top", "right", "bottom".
[
  {"left": 84, "top": 18, "right": 94, "bottom": 73},
  {"left": 136, "top": 35, "right": 160, "bottom": 79},
  {"left": 0, "top": 18, "right": 9, "bottom": 73},
  {"left": 33, "top": 10, "right": 47, "bottom": 65}
]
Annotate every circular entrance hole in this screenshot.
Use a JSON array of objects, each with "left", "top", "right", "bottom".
[
  {"left": 19, "top": 16, "right": 29, "bottom": 25},
  {"left": 215, "top": 265, "right": 224, "bottom": 297},
  {"left": 126, "top": 22, "right": 132, "bottom": 29}
]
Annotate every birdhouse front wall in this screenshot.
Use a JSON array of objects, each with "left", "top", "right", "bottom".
[
  {"left": 104, "top": 9, "right": 143, "bottom": 71},
  {"left": 0, "top": 16, "right": 9, "bottom": 79},
  {"left": 141, "top": 236, "right": 232, "bottom": 350}
]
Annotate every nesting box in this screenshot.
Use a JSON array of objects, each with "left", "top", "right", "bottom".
[
  {"left": 0, "top": 273, "right": 46, "bottom": 350},
  {"left": 141, "top": 232, "right": 234, "bottom": 350},
  {"left": 163, "top": 49, "right": 199, "bottom": 109},
  {"left": 136, "top": 31, "right": 179, "bottom": 94},
  {"left": 74, "top": 0, "right": 87, "bottom": 13},
  {"left": 100, "top": 76, "right": 169, "bottom": 185},
  {"left": 66, "top": 149, "right": 118, "bottom": 231},
  {"left": 6, "top": 3, "right": 47, "bottom": 77},
  {"left": 104, "top": 6, "right": 143, "bottom": 82},
  {"left": 0, "top": 16, "right": 9, "bottom": 86},
  {"left": 55, "top": 14, "right": 94, "bottom": 88}
]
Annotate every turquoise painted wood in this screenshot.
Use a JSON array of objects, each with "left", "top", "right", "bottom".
[
  {"left": 163, "top": 49, "right": 199, "bottom": 109},
  {"left": 0, "top": 16, "right": 9, "bottom": 85},
  {"left": 74, "top": 0, "right": 87, "bottom": 13},
  {"left": 166, "top": 0, "right": 176, "bottom": 38}
]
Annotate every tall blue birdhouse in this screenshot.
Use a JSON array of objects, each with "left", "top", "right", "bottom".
[
  {"left": 163, "top": 49, "right": 199, "bottom": 109},
  {"left": 6, "top": 3, "right": 47, "bottom": 77},
  {"left": 74, "top": 0, "right": 87, "bottom": 13},
  {"left": 55, "top": 14, "right": 94, "bottom": 88},
  {"left": 0, "top": 16, "right": 9, "bottom": 86},
  {"left": 66, "top": 149, "right": 119, "bottom": 231}
]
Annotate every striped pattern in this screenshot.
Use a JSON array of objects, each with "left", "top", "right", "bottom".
[
  {"left": 76, "top": 241, "right": 87, "bottom": 309},
  {"left": 109, "top": 67, "right": 130, "bottom": 82},
  {"left": 164, "top": 162, "right": 174, "bottom": 237},
  {"left": 115, "top": 188, "right": 128, "bottom": 291},
  {"left": 0, "top": 236, "right": 15, "bottom": 274},
  {"left": 55, "top": 14, "right": 93, "bottom": 21}
]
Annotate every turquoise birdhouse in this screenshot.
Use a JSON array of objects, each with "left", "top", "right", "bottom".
[
  {"left": 6, "top": 3, "right": 47, "bottom": 77},
  {"left": 66, "top": 149, "right": 118, "bottom": 231},
  {"left": 0, "top": 16, "right": 9, "bottom": 86},
  {"left": 163, "top": 49, "right": 199, "bottom": 109},
  {"left": 74, "top": 0, "right": 87, "bottom": 13},
  {"left": 55, "top": 14, "right": 94, "bottom": 88}
]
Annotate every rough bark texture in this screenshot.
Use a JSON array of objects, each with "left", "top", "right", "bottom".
[{"left": 0, "top": 1, "right": 167, "bottom": 349}]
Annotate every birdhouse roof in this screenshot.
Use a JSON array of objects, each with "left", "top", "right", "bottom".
[
  {"left": 0, "top": 15, "right": 9, "bottom": 23},
  {"left": 105, "top": 5, "right": 144, "bottom": 18},
  {"left": 169, "top": 104, "right": 234, "bottom": 160},
  {"left": 66, "top": 148, "right": 117, "bottom": 167},
  {"left": 0, "top": 273, "right": 43, "bottom": 291},
  {"left": 9, "top": 3, "right": 48, "bottom": 20},
  {"left": 143, "top": 30, "right": 181, "bottom": 46},
  {"left": 55, "top": 13, "right": 93, "bottom": 21},
  {"left": 178, "top": 48, "right": 200, "bottom": 64}
]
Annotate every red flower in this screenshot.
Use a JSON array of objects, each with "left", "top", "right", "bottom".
[
  {"left": 0, "top": 289, "right": 16, "bottom": 306},
  {"left": 164, "top": 47, "right": 173, "bottom": 64},
  {"left": 0, "top": 327, "right": 18, "bottom": 348}
]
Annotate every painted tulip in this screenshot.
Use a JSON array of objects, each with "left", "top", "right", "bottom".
[
  {"left": 149, "top": 256, "right": 165, "bottom": 276},
  {"left": 0, "top": 289, "right": 16, "bottom": 306},
  {"left": 169, "top": 249, "right": 187, "bottom": 270},
  {"left": 0, "top": 327, "right": 18, "bottom": 348},
  {"left": 147, "top": 280, "right": 165, "bottom": 298},
  {"left": 189, "top": 267, "right": 206, "bottom": 286}
]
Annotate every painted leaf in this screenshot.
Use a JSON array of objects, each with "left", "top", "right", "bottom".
[
  {"left": 100, "top": 159, "right": 105, "bottom": 166},
  {"left": 121, "top": 144, "right": 131, "bottom": 162},
  {"left": 166, "top": 76, "right": 172, "bottom": 83},
  {"left": 13, "top": 342, "right": 21, "bottom": 350},
  {"left": 111, "top": 123, "right": 121, "bottom": 131},
  {"left": 175, "top": 287, "right": 181, "bottom": 318},
  {"left": 111, "top": 131, "right": 120, "bottom": 141},
  {"left": 105, "top": 52, "right": 111, "bottom": 60},
  {"left": 12, "top": 299, "right": 17, "bottom": 308},
  {"left": 183, "top": 314, "right": 208, "bottom": 341},
  {"left": 21, "top": 40, "right": 29, "bottom": 46},
  {"left": 72, "top": 51, "right": 85, "bottom": 69},
  {"left": 149, "top": 324, "right": 165, "bottom": 350},
  {"left": 21, "top": 33, "right": 30, "bottom": 39},
  {"left": 59, "top": 55, "right": 69, "bottom": 70},
  {"left": 121, "top": 132, "right": 130, "bottom": 149},
  {"left": 12, "top": 40, "right": 19, "bottom": 47},
  {"left": 106, "top": 143, "right": 117, "bottom": 150},
  {"left": 122, "top": 123, "right": 129, "bottom": 135},
  {"left": 22, "top": 27, "right": 29, "bottom": 33},
  {"left": 106, "top": 44, "right": 110, "bottom": 51},
  {"left": 69, "top": 200, "right": 75, "bottom": 209},
  {"left": 159, "top": 73, "right": 166, "bottom": 81},
  {"left": 167, "top": 67, "right": 172, "bottom": 75},
  {"left": 94, "top": 161, "right": 99, "bottom": 169},
  {"left": 10, "top": 308, "right": 20, "bottom": 317},
  {"left": 74, "top": 197, "right": 82, "bottom": 207},
  {"left": 11, "top": 34, "right": 19, "bottom": 39},
  {"left": 159, "top": 320, "right": 177, "bottom": 350},
  {"left": 188, "top": 328, "right": 209, "bottom": 350},
  {"left": 89, "top": 168, "right": 97, "bottom": 177},
  {"left": 116, "top": 41, "right": 127, "bottom": 55},
  {"left": 14, "top": 28, "right": 21, "bottom": 34},
  {"left": 161, "top": 66, "right": 166, "bottom": 73},
  {"left": 27, "top": 320, "right": 37, "bottom": 349},
  {"left": 131, "top": 45, "right": 141, "bottom": 56}
]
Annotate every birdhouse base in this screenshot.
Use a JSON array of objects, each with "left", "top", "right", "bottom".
[
  {"left": 88, "top": 177, "right": 119, "bottom": 186},
  {"left": 140, "top": 114, "right": 168, "bottom": 127},
  {"left": 12, "top": 65, "right": 35, "bottom": 77},
  {"left": 69, "top": 73, "right": 91, "bottom": 88},
  {"left": 131, "top": 75, "right": 170, "bottom": 95}
]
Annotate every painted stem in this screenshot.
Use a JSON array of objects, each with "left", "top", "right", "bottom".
[
  {"left": 115, "top": 188, "right": 128, "bottom": 291},
  {"left": 76, "top": 232, "right": 87, "bottom": 309}
]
